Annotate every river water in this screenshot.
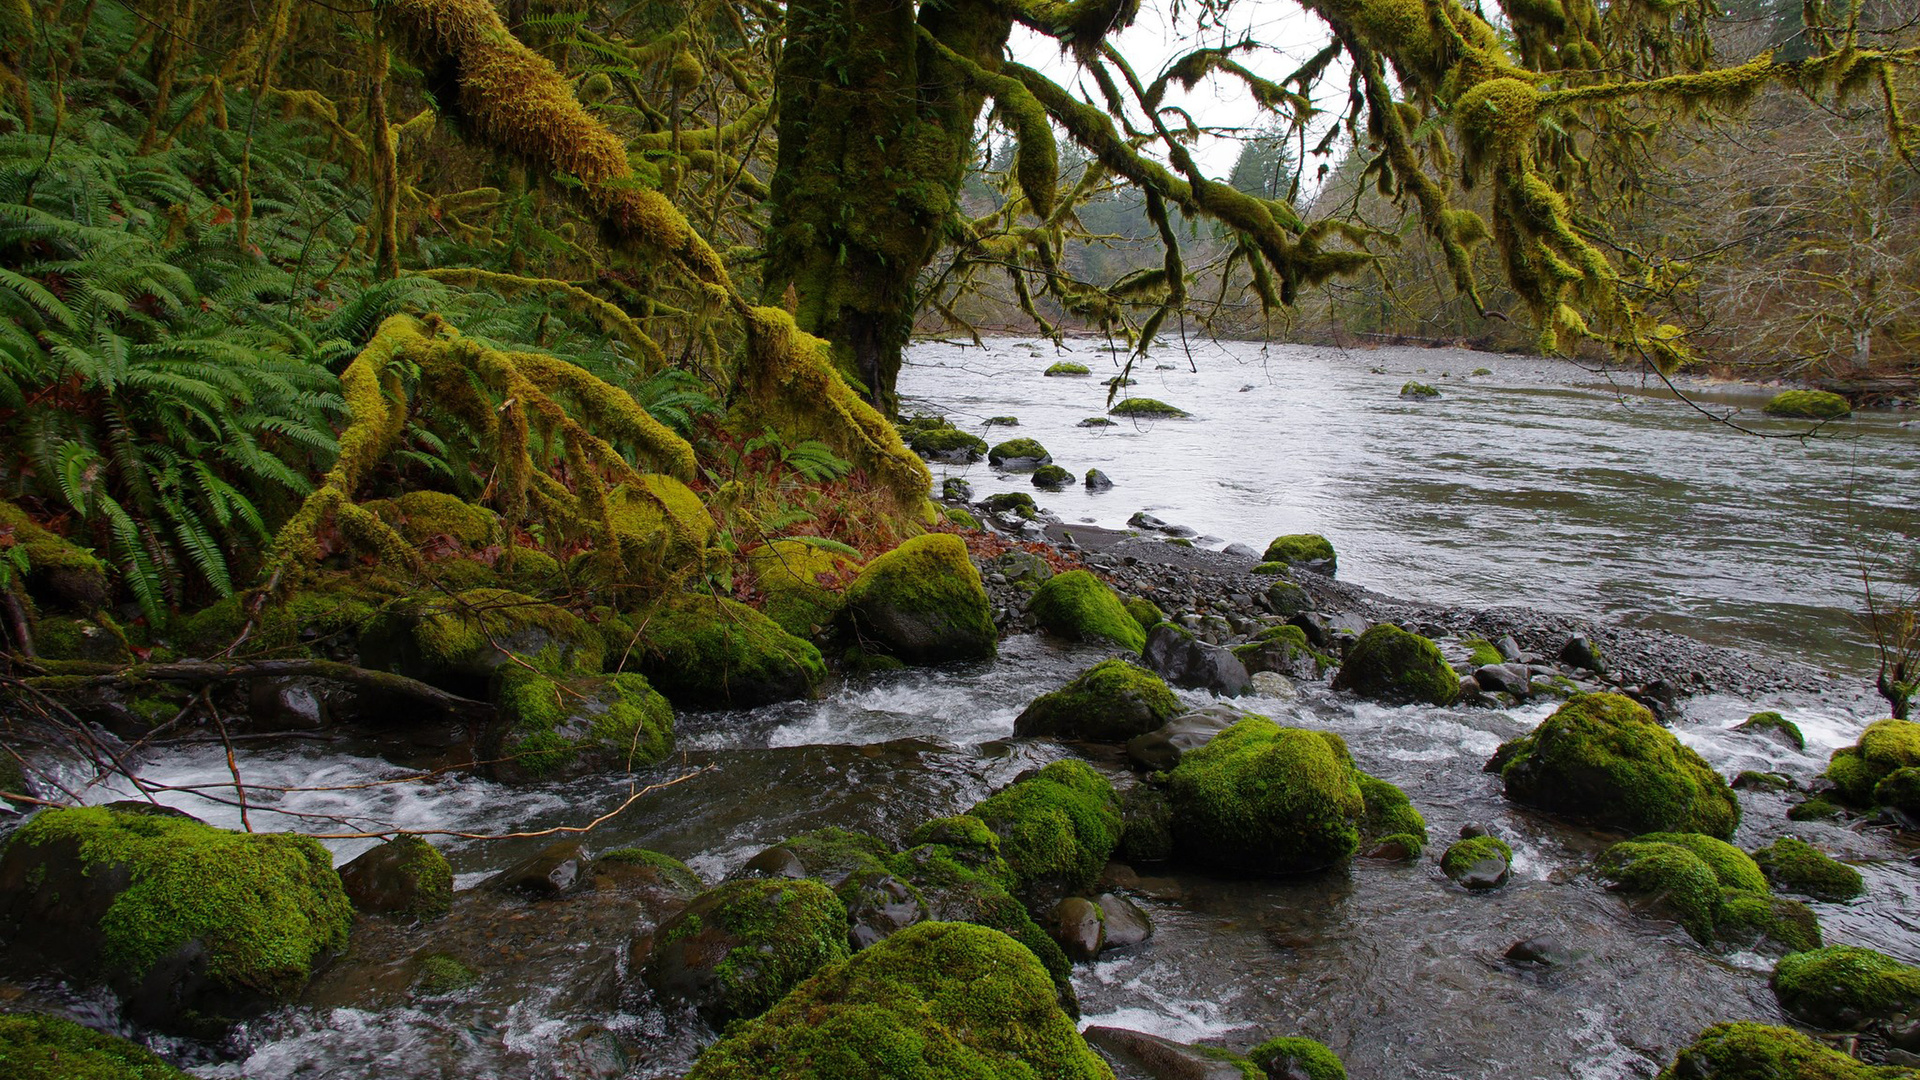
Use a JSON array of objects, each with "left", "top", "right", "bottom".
[{"left": 28, "top": 339, "right": 1920, "bottom": 1079}]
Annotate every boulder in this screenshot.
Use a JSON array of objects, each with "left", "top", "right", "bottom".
[
  {"left": 991, "top": 549, "right": 1055, "bottom": 588},
  {"left": 1441, "top": 836, "right": 1512, "bottom": 891},
  {"left": 1125, "top": 705, "right": 1245, "bottom": 771},
  {"left": 1032, "top": 465, "right": 1075, "bottom": 489},
  {"left": 747, "top": 539, "right": 860, "bottom": 637},
  {"left": 1735, "top": 711, "right": 1806, "bottom": 751},
  {"left": 637, "top": 594, "right": 826, "bottom": 707},
  {"left": 1095, "top": 893, "right": 1153, "bottom": 951},
  {"left": 1762, "top": 389, "right": 1851, "bottom": 419},
  {"left": 1044, "top": 361, "right": 1091, "bottom": 376},
  {"left": 490, "top": 839, "right": 593, "bottom": 898},
  {"left": 1142, "top": 623, "right": 1250, "bottom": 697},
  {"left": 0, "top": 806, "right": 352, "bottom": 1032},
  {"left": 907, "top": 426, "right": 988, "bottom": 463},
  {"left": 643, "top": 878, "right": 851, "bottom": 1024},
  {"left": 1401, "top": 381, "right": 1441, "bottom": 399},
  {"left": 1772, "top": 945, "right": 1920, "bottom": 1031},
  {"left": 1166, "top": 718, "right": 1371, "bottom": 874},
  {"left": 1084, "top": 469, "right": 1114, "bottom": 491},
  {"left": 0, "top": 1012, "right": 194, "bottom": 1080},
  {"left": 487, "top": 669, "right": 674, "bottom": 781},
  {"left": 682, "top": 922, "right": 1111, "bottom": 1080},
  {"left": 1047, "top": 897, "right": 1105, "bottom": 962},
  {"left": 969, "top": 760, "right": 1122, "bottom": 908},
  {"left": 842, "top": 534, "right": 997, "bottom": 664},
  {"left": 1473, "top": 663, "right": 1532, "bottom": 697},
  {"left": 591, "top": 848, "right": 705, "bottom": 900},
  {"left": 1261, "top": 534, "right": 1337, "bottom": 575},
  {"left": 1656, "top": 1022, "right": 1891, "bottom": 1080},
  {"left": 1109, "top": 398, "right": 1188, "bottom": 418},
  {"left": 1598, "top": 833, "right": 1816, "bottom": 952},
  {"left": 1820, "top": 718, "right": 1920, "bottom": 809},
  {"left": 1118, "top": 784, "right": 1174, "bottom": 864},
  {"left": 1331, "top": 624, "right": 1459, "bottom": 706},
  {"left": 361, "top": 587, "right": 604, "bottom": 690},
  {"left": 1082, "top": 1026, "right": 1253, "bottom": 1079},
  {"left": 1028, "top": 570, "right": 1147, "bottom": 652},
  {"left": 988, "top": 438, "right": 1053, "bottom": 470},
  {"left": 1233, "top": 624, "right": 1329, "bottom": 681},
  {"left": 1264, "top": 579, "right": 1312, "bottom": 616},
  {"left": 604, "top": 473, "right": 715, "bottom": 580},
  {"left": 1015, "top": 660, "right": 1181, "bottom": 742},
  {"left": 1750, "top": 837, "right": 1864, "bottom": 902},
  {"left": 732, "top": 828, "right": 929, "bottom": 951},
  {"left": 1558, "top": 633, "right": 1608, "bottom": 674},
  {"left": 338, "top": 835, "right": 453, "bottom": 919},
  {"left": 1248, "top": 1037, "right": 1349, "bottom": 1080},
  {"left": 1486, "top": 693, "right": 1740, "bottom": 838}
]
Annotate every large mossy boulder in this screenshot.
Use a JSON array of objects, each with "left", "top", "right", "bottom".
[
  {"left": 176, "top": 573, "right": 396, "bottom": 660},
  {"left": 636, "top": 594, "right": 826, "bottom": 708},
  {"left": 0, "top": 1012, "right": 193, "bottom": 1080},
  {"left": 1027, "top": 570, "right": 1147, "bottom": 652},
  {"left": 969, "top": 760, "right": 1122, "bottom": 908},
  {"left": 1166, "top": 718, "right": 1408, "bottom": 874},
  {"left": 684, "top": 921, "right": 1114, "bottom": 1080},
  {"left": 1262, "top": 533, "right": 1337, "bottom": 574},
  {"left": 1597, "top": 833, "right": 1817, "bottom": 952},
  {"left": 1249, "top": 1037, "right": 1350, "bottom": 1080},
  {"left": 606, "top": 473, "right": 715, "bottom": 581},
  {"left": 0, "top": 500, "right": 108, "bottom": 612},
  {"left": 1656, "top": 1022, "right": 1906, "bottom": 1080},
  {"left": 337, "top": 834, "right": 453, "bottom": 920},
  {"left": 907, "top": 426, "right": 989, "bottom": 464},
  {"left": 1751, "top": 837, "right": 1864, "bottom": 902},
  {"left": 1821, "top": 719, "right": 1920, "bottom": 809},
  {"left": 1013, "top": 660, "right": 1181, "bottom": 742},
  {"left": 988, "top": 438, "right": 1052, "bottom": 470},
  {"left": 0, "top": 806, "right": 351, "bottom": 1031},
  {"left": 1772, "top": 946, "right": 1920, "bottom": 1032},
  {"left": 487, "top": 668, "right": 674, "bottom": 780},
  {"left": 362, "top": 587, "right": 604, "bottom": 689},
  {"left": 1486, "top": 693, "right": 1739, "bottom": 839},
  {"left": 735, "top": 828, "right": 929, "bottom": 951},
  {"left": 1331, "top": 624, "right": 1460, "bottom": 706},
  {"left": 747, "top": 538, "right": 860, "bottom": 637},
  {"left": 642, "top": 878, "right": 851, "bottom": 1024},
  {"left": 841, "top": 534, "right": 996, "bottom": 664},
  {"left": 1762, "top": 389, "right": 1852, "bottom": 420},
  {"left": 367, "top": 490, "right": 502, "bottom": 553}
]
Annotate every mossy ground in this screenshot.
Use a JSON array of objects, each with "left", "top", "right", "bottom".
[
  {"left": 0, "top": 1013, "right": 192, "bottom": 1080},
  {"left": 1332, "top": 624, "right": 1460, "bottom": 706},
  {"left": 1027, "top": 571, "right": 1147, "bottom": 652}
]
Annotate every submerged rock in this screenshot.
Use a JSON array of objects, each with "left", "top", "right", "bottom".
[
  {"left": 1015, "top": 659, "right": 1181, "bottom": 742},
  {"left": 642, "top": 878, "right": 851, "bottom": 1024},
  {"left": 684, "top": 922, "right": 1112, "bottom": 1079},
  {"left": 490, "top": 839, "right": 592, "bottom": 898},
  {"left": 842, "top": 534, "right": 997, "bottom": 664},
  {"left": 1486, "top": 693, "right": 1739, "bottom": 838},
  {"left": 338, "top": 835, "right": 453, "bottom": 919},
  {"left": 1028, "top": 570, "right": 1148, "bottom": 652},
  {"left": 1331, "top": 624, "right": 1460, "bottom": 706}
]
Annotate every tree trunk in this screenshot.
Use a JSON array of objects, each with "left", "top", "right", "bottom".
[{"left": 761, "top": 0, "right": 1008, "bottom": 415}]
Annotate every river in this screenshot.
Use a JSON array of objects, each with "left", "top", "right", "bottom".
[{"left": 28, "top": 338, "right": 1920, "bottom": 1079}]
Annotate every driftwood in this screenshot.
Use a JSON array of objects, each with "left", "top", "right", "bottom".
[{"left": 17, "top": 659, "right": 495, "bottom": 721}]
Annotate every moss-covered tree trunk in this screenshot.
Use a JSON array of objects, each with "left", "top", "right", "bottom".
[{"left": 761, "top": 0, "right": 1009, "bottom": 415}]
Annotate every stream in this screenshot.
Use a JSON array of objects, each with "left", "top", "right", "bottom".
[{"left": 23, "top": 339, "right": 1920, "bottom": 1078}]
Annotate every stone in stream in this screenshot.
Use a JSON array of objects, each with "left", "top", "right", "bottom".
[
  {"left": 1734, "top": 710, "right": 1806, "bottom": 751},
  {"left": 1142, "top": 622, "right": 1251, "bottom": 697},
  {"left": 1474, "top": 662, "right": 1532, "bottom": 698},
  {"left": 1261, "top": 533, "right": 1338, "bottom": 576},
  {"left": 1015, "top": 659, "right": 1181, "bottom": 742},
  {"left": 841, "top": 534, "right": 997, "bottom": 664},
  {"left": 1047, "top": 896, "right": 1105, "bottom": 961},
  {"left": 1596, "top": 833, "right": 1817, "bottom": 953},
  {"left": 987, "top": 437, "right": 1052, "bottom": 470},
  {"left": 1095, "top": 893, "right": 1153, "bottom": 950},
  {"left": 1027, "top": 570, "right": 1148, "bottom": 653},
  {"left": 1659, "top": 1022, "right": 1894, "bottom": 1080},
  {"left": 1504, "top": 936, "right": 1585, "bottom": 967},
  {"left": 970, "top": 760, "right": 1122, "bottom": 909},
  {"left": 1082, "top": 1026, "right": 1256, "bottom": 1079},
  {"left": 1125, "top": 704, "right": 1247, "bottom": 771},
  {"left": 631, "top": 594, "right": 826, "bottom": 708},
  {"left": 1486, "top": 693, "right": 1739, "bottom": 838},
  {"left": 1749, "top": 837, "right": 1863, "bottom": 902},
  {"left": 1248, "top": 1037, "right": 1349, "bottom": 1080},
  {"left": 641, "top": 878, "right": 850, "bottom": 1024},
  {"left": 1331, "top": 624, "right": 1459, "bottom": 706},
  {"left": 1771, "top": 945, "right": 1920, "bottom": 1033},
  {"left": 1084, "top": 468, "right": 1115, "bottom": 490},
  {"left": 1441, "top": 836, "right": 1513, "bottom": 891},
  {"left": 1032, "top": 464, "right": 1075, "bottom": 489},
  {"left": 490, "top": 839, "right": 592, "bottom": 898},
  {"left": 1128, "top": 511, "right": 1196, "bottom": 537},
  {"left": 0, "top": 1013, "right": 195, "bottom": 1080},
  {"left": 338, "top": 835, "right": 453, "bottom": 919},
  {"left": 485, "top": 669, "right": 675, "bottom": 782},
  {"left": 941, "top": 476, "right": 972, "bottom": 502}
]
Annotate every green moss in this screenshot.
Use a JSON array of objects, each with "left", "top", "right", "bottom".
[
  {"left": 1472, "top": 367, "right": 1494, "bottom": 376},
  {"left": 0, "top": 499, "right": 108, "bottom": 612},
  {"left": 1122, "top": 597, "right": 1165, "bottom": 632},
  {"left": 1821, "top": 749, "right": 1876, "bottom": 805},
  {"left": 1762, "top": 390, "right": 1851, "bottom": 420},
  {"left": 1599, "top": 832, "right": 1815, "bottom": 951},
  {"left": 597, "top": 848, "right": 705, "bottom": 893},
  {"left": 32, "top": 614, "right": 132, "bottom": 664},
  {"left": 1108, "top": 397, "right": 1188, "bottom": 418},
  {"left": 606, "top": 474, "right": 715, "bottom": 584},
  {"left": 1400, "top": 381, "right": 1441, "bottom": 398},
  {"left": 988, "top": 438, "right": 1052, "bottom": 467},
  {"left": 1734, "top": 770, "right": 1792, "bottom": 792},
  {"left": 3, "top": 807, "right": 351, "bottom": 1001},
  {"left": 357, "top": 835, "right": 453, "bottom": 920},
  {"left": 1261, "top": 534, "right": 1337, "bottom": 572},
  {"left": 369, "top": 491, "right": 501, "bottom": 550},
  {"left": 413, "top": 952, "right": 479, "bottom": 994},
  {"left": 1044, "top": 362, "right": 1091, "bottom": 376},
  {"left": 969, "top": 760, "right": 1122, "bottom": 906},
  {"left": 0, "top": 1013, "right": 192, "bottom": 1079},
  {"left": 1736, "top": 711, "right": 1805, "bottom": 750},
  {"left": 1250, "top": 562, "right": 1289, "bottom": 575},
  {"left": 1751, "top": 838, "right": 1864, "bottom": 902},
  {"left": 1656, "top": 1021, "right": 1908, "bottom": 1080},
  {"left": 981, "top": 492, "right": 1038, "bottom": 518},
  {"left": 659, "top": 879, "right": 852, "bottom": 1021},
  {"left": 1247, "top": 1036, "right": 1348, "bottom": 1080},
  {"left": 1167, "top": 718, "right": 1367, "bottom": 874},
  {"left": 492, "top": 668, "right": 674, "bottom": 777},
  {"left": 1874, "top": 767, "right": 1920, "bottom": 815},
  {"left": 1462, "top": 637, "right": 1504, "bottom": 668},
  {"left": 986, "top": 416, "right": 1019, "bottom": 427},
  {"left": 945, "top": 508, "right": 981, "bottom": 529},
  {"left": 908, "top": 427, "right": 989, "bottom": 461},
  {"left": 1488, "top": 692, "right": 1739, "bottom": 838},
  {"left": 1788, "top": 796, "right": 1844, "bottom": 822},
  {"left": 890, "top": 827, "right": 1076, "bottom": 1007},
  {"left": 1357, "top": 774, "right": 1428, "bottom": 856},
  {"left": 1860, "top": 718, "right": 1920, "bottom": 775},
  {"left": 1773, "top": 946, "right": 1920, "bottom": 1029},
  {"left": 1441, "top": 835, "right": 1512, "bottom": 878},
  {"left": 1332, "top": 624, "right": 1460, "bottom": 706},
  {"left": 177, "top": 575, "right": 393, "bottom": 658},
  {"left": 1028, "top": 571, "right": 1148, "bottom": 653},
  {"left": 842, "top": 534, "right": 996, "bottom": 665},
  {"left": 684, "top": 922, "right": 1113, "bottom": 1079},
  {"left": 748, "top": 539, "right": 860, "bottom": 637},
  {"left": 1118, "top": 784, "right": 1174, "bottom": 864},
  {"left": 1014, "top": 659, "right": 1180, "bottom": 742},
  {"left": 1031, "top": 464, "right": 1074, "bottom": 488},
  {"left": 1629, "top": 832, "right": 1770, "bottom": 894},
  {"left": 383, "top": 586, "right": 604, "bottom": 678},
  {"left": 638, "top": 594, "right": 826, "bottom": 707},
  {"left": 1596, "top": 841, "right": 1724, "bottom": 943},
  {"left": 1079, "top": 416, "right": 1114, "bottom": 427},
  {"left": 1715, "top": 891, "right": 1821, "bottom": 954}
]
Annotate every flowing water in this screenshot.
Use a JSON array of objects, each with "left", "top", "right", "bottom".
[{"left": 20, "top": 339, "right": 1920, "bottom": 1078}]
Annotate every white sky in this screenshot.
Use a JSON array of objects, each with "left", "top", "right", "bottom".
[{"left": 1006, "top": 2, "right": 1343, "bottom": 179}]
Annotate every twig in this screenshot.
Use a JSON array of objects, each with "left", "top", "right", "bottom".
[{"left": 205, "top": 691, "right": 251, "bottom": 832}]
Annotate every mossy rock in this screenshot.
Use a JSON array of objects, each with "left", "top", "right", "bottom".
[
  {"left": 1014, "top": 659, "right": 1180, "bottom": 742},
  {"left": 606, "top": 474, "right": 715, "bottom": 584},
  {"left": 412, "top": 952, "right": 479, "bottom": 995},
  {"left": 988, "top": 438, "right": 1053, "bottom": 469},
  {"left": 1751, "top": 838, "right": 1864, "bottom": 902},
  {"left": 908, "top": 426, "right": 989, "bottom": 463},
  {"left": 362, "top": 587, "right": 603, "bottom": 688},
  {"left": 1875, "top": 767, "right": 1920, "bottom": 816},
  {"left": 1122, "top": 596, "right": 1165, "bottom": 632},
  {"left": 969, "top": 760, "right": 1122, "bottom": 908},
  {"left": 981, "top": 491, "right": 1038, "bottom": 518},
  {"left": 842, "top": 534, "right": 997, "bottom": 665},
  {"left": 367, "top": 490, "right": 502, "bottom": 552},
  {"left": 1715, "top": 892, "right": 1822, "bottom": 955},
  {"left": 643, "top": 878, "right": 851, "bottom": 1024},
  {"left": 747, "top": 538, "right": 861, "bottom": 638},
  {"left": 1251, "top": 561, "right": 1288, "bottom": 575},
  {"left": 1261, "top": 533, "right": 1337, "bottom": 574},
  {"left": 1027, "top": 570, "right": 1148, "bottom": 653},
  {"left": 1441, "top": 835, "right": 1512, "bottom": 888},
  {"left": 945, "top": 508, "right": 982, "bottom": 529},
  {"left": 1762, "top": 390, "right": 1852, "bottom": 420},
  {"left": 0, "top": 1012, "right": 193, "bottom": 1080},
  {"left": 1248, "top": 1036, "right": 1349, "bottom": 1080},
  {"left": 337, "top": 835, "right": 453, "bottom": 920},
  {"left": 1598, "top": 833, "right": 1815, "bottom": 952},
  {"left": 1821, "top": 749, "right": 1876, "bottom": 805},
  {"left": 1166, "top": 718, "right": 1371, "bottom": 874},
  {"left": 1773, "top": 945, "right": 1920, "bottom": 1031},
  {"left": 32, "top": 613, "right": 133, "bottom": 664},
  {"left": 1079, "top": 416, "right": 1115, "bottom": 427},
  {"left": 1462, "top": 637, "right": 1505, "bottom": 668},
  {"left": 636, "top": 594, "right": 825, "bottom": 708},
  {"left": 1788, "top": 796, "right": 1845, "bottom": 823},
  {"left": 1400, "top": 381, "right": 1441, "bottom": 399},
  {"left": 487, "top": 668, "right": 674, "bottom": 780},
  {"left": 1656, "top": 1021, "right": 1908, "bottom": 1080},
  {"left": 1118, "top": 784, "right": 1174, "bottom": 864},
  {"left": 1332, "top": 624, "right": 1460, "bottom": 706},
  {"left": 684, "top": 922, "right": 1114, "bottom": 1079},
  {"left": 1357, "top": 773, "right": 1428, "bottom": 858},
  {"left": 1109, "top": 397, "right": 1188, "bottom": 418},
  {"left": 1819, "top": 719, "right": 1920, "bottom": 810},
  {"left": 986, "top": 416, "right": 1019, "bottom": 427},
  {"left": 1735, "top": 711, "right": 1806, "bottom": 751},
  {"left": 0, "top": 806, "right": 351, "bottom": 1031},
  {"left": 1031, "top": 464, "right": 1074, "bottom": 489},
  {"left": 1044, "top": 361, "right": 1092, "bottom": 376},
  {"left": 1486, "top": 693, "right": 1740, "bottom": 839},
  {"left": 177, "top": 574, "right": 396, "bottom": 659},
  {"left": 0, "top": 499, "right": 108, "bottom": 612},
  {"left": 595, "top": 848, "right": 706, "bottom": 897}
]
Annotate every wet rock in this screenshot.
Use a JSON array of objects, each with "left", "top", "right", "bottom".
[
  {"left": 1032, "top": 464, "right": 1075, "bottom": 489},
  {"left": 490, "top": 840, "right": 592, "bottom": 899},
  {"left": 1660, "top": 1022, "right": 1886, "bottom": 1080},
  {"left": 1048, "top": 896, "right": 1106, "bottom": 961},
  {"left": 1441, "top": 836, "right": 1512, "bottom": 891},
  {"left": 1084, "top": 468, "right": 1115, "bottom": 490},
  {"left": 1028, "top": 570, "right": 1148, "bottom": 652},
  {"left": 642, "top": 878, "right": 850, "bottom": 1024},
  {"left": 1559, "top": 634, "right": 1607, "bottom": 674},
  {"left": 840, "top": 868, "right": 928, "bottom": 949},
  {"left": 634, "top": 595, "right": 825, "bottom": 708},
  {"left": 338, "top": 835, "right": 453, "bottom": 920},
  {"left": 981, "top": 491, "right": 1037, "bottom": 518},
  {"left": 1495, "top": 635, "right": 1523, "bottom": 660},
  {"left": 1250, "top": 671, "right": 1299, "bottom": 698},
  {"left": 1474, "top": 663, "right": 1531, "bottom": 697},
  {"left": 1142, "top": 623, "right": 1250, "bottom": 697},
  {"left": 970, "top": 760, "right": 1122, "bottom": 909},
  {"left": 1016, "top": 659, "right": 1181, "bottom": 742},
  {"left": 988, "top": 438, "right": 1052, "bottom": 471},
  {"left": 1735, "top": 711, "right": 1806, "bottom": 751},
  {"left": 1222, "top": 542, "right": 1259, "bottom": 559},
  {"left": 557, "top": 1022, "right": 630, "bottom": 1080},
  {"left": 248, "top": 677, "right": 328, "bottom": 730},
  {"left": 591, "top": 848, "right": 705, "bottom": 901},
  {"left": 1233, "top": 625, "right": 1328, "bottom": 681},
  {"left": 1750, "top": 837, "right": 1863, "bottom": 902},
  {"left": 1248, "top": 1037, "right": 1348, "bottom": 1080},
  {"left": 1331, "top": 624, "right": 1460, "bottom": 706},
  {"left": 1505, "top": 936, "right": 1584, "bottom": 966},
  {"left": 1118, "top": 784, "right": 1174, "bottom": 864},
  {"left": 1083, "top": 1026, "right": 1252, "bottom": 1080},
  {"left": 1772, "top": 945, "right": 1920, "bottom": 1031},
  {"left": 1125, "top": 705, "right": 1246, "bottom": 771},
  {"left": 1261, "top": 534, "right": 1338, "bottom": 576},
  {"left": 737, "top": 845, "right": 808, "bottom": 879},
  {"left": 1129, "top": 512, "right": 1195, "bottom": 537},
  {"left": 1096, "top": 893, "right": 1153, "bottom": 950},
  {"left": 941, "top": 477, "right": 972, "bottom": 502},
  {"left": 1459, "top": 822, "right": 1494, "bottom": 839}
]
